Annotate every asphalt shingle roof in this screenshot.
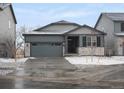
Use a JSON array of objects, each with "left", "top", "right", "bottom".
[{"left": 103, "top": 13, "right": 124, "bottom": 21}]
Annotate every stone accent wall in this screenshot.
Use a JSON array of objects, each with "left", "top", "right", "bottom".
[
  {"left": 24, "top": 43, "right": 30, "bottom": 57},
  {"left": 78, "top": 47, "right": 104, "bottom": 56}
]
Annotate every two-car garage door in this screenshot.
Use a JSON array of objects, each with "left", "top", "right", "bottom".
[{"left": 30, "top": 42, "right": 63, "bottom": 57}]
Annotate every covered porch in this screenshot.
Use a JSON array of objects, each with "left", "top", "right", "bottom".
[{"left": 64, "top": 35, "right": 105, "bottom": 56}]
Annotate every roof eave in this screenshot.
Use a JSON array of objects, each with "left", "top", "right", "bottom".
[
  {"left": 94, "top": 13, "right": 103, "bottom": 28},
  {"left": 10, "top": 4, "right": 17, "bottom": 24},
  {"left": 23, "top": 34, "right": 64, "bottom": 36}
]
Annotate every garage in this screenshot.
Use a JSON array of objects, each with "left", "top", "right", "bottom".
[{"left": 30, "top": 42, "right": 63, "bottom": 57}]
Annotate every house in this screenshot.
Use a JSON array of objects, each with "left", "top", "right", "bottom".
[
  {"left": 23, "top": 20, "right": 106, "bottom": 57},
  {"left": 0, "top": 3, "right": 17, "bottom": 58},
  {"left": 95, "top": 13, "right": 124, "bottom": 56}
]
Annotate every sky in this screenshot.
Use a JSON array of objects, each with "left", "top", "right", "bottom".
[{"left": 13, "top": 3, "right": 124, "bottom": 29}]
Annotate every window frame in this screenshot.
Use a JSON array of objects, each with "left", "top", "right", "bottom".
[{"left": 121, "top": 23, "right": 124, "bottom": 32}]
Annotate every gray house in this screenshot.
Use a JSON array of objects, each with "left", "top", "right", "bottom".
[
  {"left": 0, "top": 3, "right": 17, "bottom": 57},
  {"left": 95, "top": 13, "right": 124, "bottom": 56},
  {"left": 23, "top": 20, "right": 106, "bottom": 57}
]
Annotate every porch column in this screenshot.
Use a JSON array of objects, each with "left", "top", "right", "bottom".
[{"left": 65, "top": 36, "right": 68, "bottom": 54}]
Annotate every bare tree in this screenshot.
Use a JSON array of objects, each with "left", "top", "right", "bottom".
[{"left": 4, "top": 26, "right": 28, "bottom": 61}]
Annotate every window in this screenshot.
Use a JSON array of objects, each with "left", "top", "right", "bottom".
[
  {"left": 121, "top": 23, "right": 124, "bottom": 32},
  {"left": 92, "top": 36, "right": 97, "bottom": 47},
  {"left": 87, "top": 36, "right": 91, "bottom": 47},
  {"left": 82, "top": 36, "right": 99, "bottom": 47},
  {"left": 82, "top": 36, "right": 91, "bottom": 47},
  {"left": 32, "top": 43, "right": 37, "bottom": 46},
  {"left": 82, "top": 36, "right": 86, "bottom": 47},
  {"left": 97, "top": 36, "right": 101, "bottom": 47}
]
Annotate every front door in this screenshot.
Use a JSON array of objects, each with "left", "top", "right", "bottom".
[{"left": 67, "top": 36, "right": 79, "bottom": 53}]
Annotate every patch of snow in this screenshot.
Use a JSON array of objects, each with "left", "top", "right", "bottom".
[
  {"left": 65, "top": 56, "right": 124, "bottom": 65},
  {"left": 0, "top": 70, "right": 14, "bottom": 76},
  {"left": 0, "top": 58, "right": 28, "bottom": 63},
  {"left": 16, "top": 58, "right": 28, "bottom": 63},
  {"left": 0, "top": 58, "right": 29, "bottom": 75},
  {"left": 0, "top": 58, "right": 28, "bottom": 69},
  {"left": 29, "top": 57, "right": 37, "bottom": 59}
]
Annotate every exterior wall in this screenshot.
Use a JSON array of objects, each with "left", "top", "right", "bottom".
[
  {"left": 95, "top": 15, "right": 115, "bottom": 55},
  {"left": 25, "top": 35, "right": 64, "bottom": 43},
  {"left": 41, "top": 25, "right": 78, "bottom": 32},
  {"left": 115, "top": 37, "right": 124, "bottom": 55},
  {"left": 0, "top": 6, "right": 16, "bottom": 57},
  {"left": 24, "top": 43, "right": 30, "bottom": 57},
  {"left": 78, "top": 47, "right": 104, "bottom": 56},
  {"left": 0, "top": 6, "right": 16, "bottom": 42}
]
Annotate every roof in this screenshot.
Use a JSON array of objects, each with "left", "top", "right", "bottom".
[
  {"left": 23, "top": 24, "right": 106, "bottom": 36},
  {"left": 94, "top": 13, "right": 124, "bottom": 28},
  {"left": 33, "top": 20, "right": 80, "bottom": 31},
  {"left": 23, "top": 30, "right": 70, "bottom": 36},
  {"left": 0, "top": 4, "right": 17, "bottom": 24},
  {"left": 103, "top": 13, "right": 124, "bottom": 21},
  {"left": 64, "top": 24, "right": 106, "bottom": 35}
]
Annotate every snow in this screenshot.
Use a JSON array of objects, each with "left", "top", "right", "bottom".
[
  {"left": 0, "top": 58, "right": 28, "bottom": 76},
  {"left": 0, "top": 58, "right": 28, "bottom": 69},
  {"left": 65, "top": 56, "right": 124, "bottom": 65},
  {"left": 0, "top": 58, "right": 28, "bottom": 63}
]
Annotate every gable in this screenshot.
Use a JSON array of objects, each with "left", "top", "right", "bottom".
[
  {"left": 95, "top": 14, "right": 113, "bottom": 29},
  {"left": 67, "top": 27, "right": 104, "bottom": 35},
  {"left": 0, "top": 4, "right": 16, "bottom": 24},
  {"left": 95, "top": 14, "right": 114, "bottom": 35}
]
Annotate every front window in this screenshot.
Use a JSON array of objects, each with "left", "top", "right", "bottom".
[
  {"left": 82, "top": 36, "right": 86, "bottom": 47},
  {"left": 121, "top": 23, "right": 124, "bottom": 32},
  {"left": 87, "top": 36, "right": 91, "bottom": 47},
  {"left": 97, "top": 36, "right": 101, "bottom": 47},
  {"left": 92, "top": 36, "right": 97, "bottom": 47},
  {"left": 82, "top": 36, "right": 101, "bottom": 47}
]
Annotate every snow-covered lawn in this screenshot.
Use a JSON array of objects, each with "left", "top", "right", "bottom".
[
  {"left": 0, "top": 58, "right": 28, "bottom": 68},
  {"left": 0, "top": 58, "right": 28, "bottom": 75},
  {"left": 65, "top": 56, "right": 124, "bottom": 65}
]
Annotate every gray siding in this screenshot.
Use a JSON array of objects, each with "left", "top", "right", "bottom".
[
  {"left": 0, "top": 5, "right": 16, "bottom": 57},
  {"left": 95, "top": 14, "right": 115, "bottom": 55},
  {"left": 25, "top": 35, "right": 64, "bottom": 43},
  {"left": 0, "top": 6, "right": 16, "bottom": 42}
]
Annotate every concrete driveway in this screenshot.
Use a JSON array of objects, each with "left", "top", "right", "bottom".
[
  {"left": 14, "top": 57, "right": 77, "bottom": 78},
  {"left": 1, "top": 57, "right": 124, "bottom": 89}
]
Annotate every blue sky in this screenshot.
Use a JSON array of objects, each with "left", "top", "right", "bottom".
[{"left": 13, "top": 3, "right": 124, "bottom": 29}]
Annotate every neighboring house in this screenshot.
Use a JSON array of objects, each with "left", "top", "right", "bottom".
[
  {"left": 95, "top": 13, "right": 124, "bottom": 56},
  {"left": 23, "top": 20, "right": 106, "bottom": 57},
  {"left": 0, "top": 3, "right": 17, "bottom": 57}
]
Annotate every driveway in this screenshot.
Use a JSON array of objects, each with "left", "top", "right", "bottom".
[
  {"left": 13, "top": 57, "right": 77, "bottom": 78},
  {"left": 1, "top": 57, "right": 124, "bottom": 88}
]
